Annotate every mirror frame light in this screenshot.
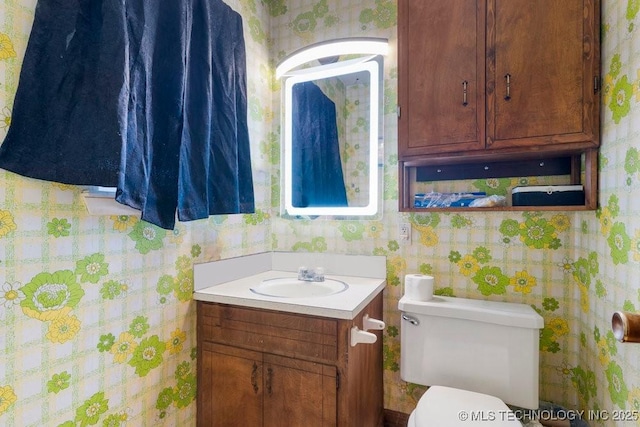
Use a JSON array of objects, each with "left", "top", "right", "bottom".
[
  {"left": 283, "top": 58, "right": 380, "bottom": 216},
  {"left": 276, "top": 37, "right": 389, "bottom": 79},
  {"left": 278, "top": 38, "right": 388, "bottom": 217}
]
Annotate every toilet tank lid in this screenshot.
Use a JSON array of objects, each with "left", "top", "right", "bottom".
[{"left": 399, "top": 295, "right": 543, "bottom": 329}]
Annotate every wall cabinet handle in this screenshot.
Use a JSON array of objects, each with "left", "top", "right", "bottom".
[
  {"left": 504, "top": 73, "right": 511, "bottom": 100},
  {"left": 251, "top": 362, "right": 259, "bottom": 394},
  {"left": 462, "top": 80, "right": 468, "bottom": 106}
]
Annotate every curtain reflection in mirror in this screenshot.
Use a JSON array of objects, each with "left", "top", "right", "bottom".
[{"left": 291, "top": 81, "right": 348, "bottom": 207}]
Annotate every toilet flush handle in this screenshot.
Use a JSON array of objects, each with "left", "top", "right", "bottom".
[{"left": 401, "top": 314, "right": 420, "bottom": 326}]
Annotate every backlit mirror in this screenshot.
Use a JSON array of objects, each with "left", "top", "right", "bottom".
[{"left": 277, "top": 38, "right": 388, "bottom": 217}]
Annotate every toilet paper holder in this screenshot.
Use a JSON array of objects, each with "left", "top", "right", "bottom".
[{"left": 612, "top": 311, "right": 640, "bottom": 343}]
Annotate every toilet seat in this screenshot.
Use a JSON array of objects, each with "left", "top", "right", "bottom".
[{"left": 409, "top": 386, "right": 522, "bottom": 426}]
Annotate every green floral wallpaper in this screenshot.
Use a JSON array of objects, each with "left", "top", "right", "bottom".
[
  {"left": 2, "top": 0, "right": 640, "bottom": 426},
  {"left": 0, "top": 0, "right": 272, "bottom": 425}
]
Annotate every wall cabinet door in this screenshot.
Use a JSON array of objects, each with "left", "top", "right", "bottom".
[
  {"left": 398, "top": 0, "right": 486, "bottom": 157},
  {"left": 486, "top": 0, "right": 600, "bottom": 150}
]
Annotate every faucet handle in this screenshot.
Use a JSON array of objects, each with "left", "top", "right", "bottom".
[
  {"left": 313, "top": 267, "right": 325, "bottom": 281},
  {"left": 297, "top": 266, "right": 308, "bottom": 280}
]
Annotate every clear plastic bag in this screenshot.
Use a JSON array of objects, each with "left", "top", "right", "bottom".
[
  {"left": 468, "top": 195, "right": 507, "bottom": 207},
  {"left": 414, "top": 192, "right": 487, "bottom": 208}
]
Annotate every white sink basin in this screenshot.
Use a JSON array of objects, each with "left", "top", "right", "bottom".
[{"left": 250, "top": 277, "right": 349, "bottom": 298}]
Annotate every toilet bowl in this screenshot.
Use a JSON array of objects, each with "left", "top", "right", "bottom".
[{"left": 408, "top": 386, "right": 521, "bottom": 426}]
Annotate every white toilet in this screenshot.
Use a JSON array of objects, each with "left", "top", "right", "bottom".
[{"left": 399, "top": 295, "right": 544, "bottom": 426}]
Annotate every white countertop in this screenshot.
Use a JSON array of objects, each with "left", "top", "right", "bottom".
[{"left": 193, "top": 270, "right": 386, "bottom": 320}]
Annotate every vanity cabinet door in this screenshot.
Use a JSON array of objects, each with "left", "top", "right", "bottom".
[
  {"left": 199, "top": 343, "right": 263, "bottom": 427},
  {"left": 263, "top": 354, "right": 337, "bottom": 427},
  {"left": 398, "top": 0, "right": 486, "bottom": 157},
  {"left": 198, "top": 342, "right": 336, "bottom": 427}
]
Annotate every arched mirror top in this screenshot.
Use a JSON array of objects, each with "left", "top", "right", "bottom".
[{"left": 276, "top": 37, "right": 389, "bottom": 78}]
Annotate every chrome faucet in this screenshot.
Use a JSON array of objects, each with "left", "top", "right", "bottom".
[{"left": 297, "top": 266, "right": 325, "bottom": 282}]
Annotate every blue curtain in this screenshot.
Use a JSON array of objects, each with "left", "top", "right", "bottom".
[
  {"left": 291, "top": 81, "right": 348, "bottom": 208},
  {"left": 0, "top": 0, "right": 254, "bottom": 230}
]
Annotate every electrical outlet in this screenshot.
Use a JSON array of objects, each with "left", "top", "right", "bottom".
[{"left": 399, "top": 222, "right": 411, "bottom": 244}]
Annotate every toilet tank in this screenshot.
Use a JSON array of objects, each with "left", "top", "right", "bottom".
[{"left": 399, "top": 295, "right": 544, "bottom": 409}]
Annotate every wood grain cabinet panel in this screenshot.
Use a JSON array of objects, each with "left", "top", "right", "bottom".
[
  {"left": 199, "top": 343, "right": 263, "bottom": 427},
  {"left": 263, "top": 354, "right": 336, "bottom": 427},
  {"left": 398, "top": 0, "right": 486, "bottom": 157},
  {"left": 487, "top": 0, "right": 600, "bottom": 150}
]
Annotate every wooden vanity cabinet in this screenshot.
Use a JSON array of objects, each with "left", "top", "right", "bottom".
[
  {"left": 196, "top": 293, "right": 383, "bottom": 427},
  {"left": 398, "top": 0, "right": 600, "bottom": 157}
]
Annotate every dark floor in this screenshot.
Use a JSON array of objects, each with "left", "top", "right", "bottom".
[{"left": 383, "top": 409, "right": 410, "bottom": 427}]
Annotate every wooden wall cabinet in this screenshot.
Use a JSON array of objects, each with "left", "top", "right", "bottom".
[
  {"left": 398, "top": 0, "right": 600, "bottom": 157},
  {"left": 197, "top": 293, "right": 383, "bottom": 427},
  {"left": 397, "top": 0, "right": 600, "bottom": 211}
]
